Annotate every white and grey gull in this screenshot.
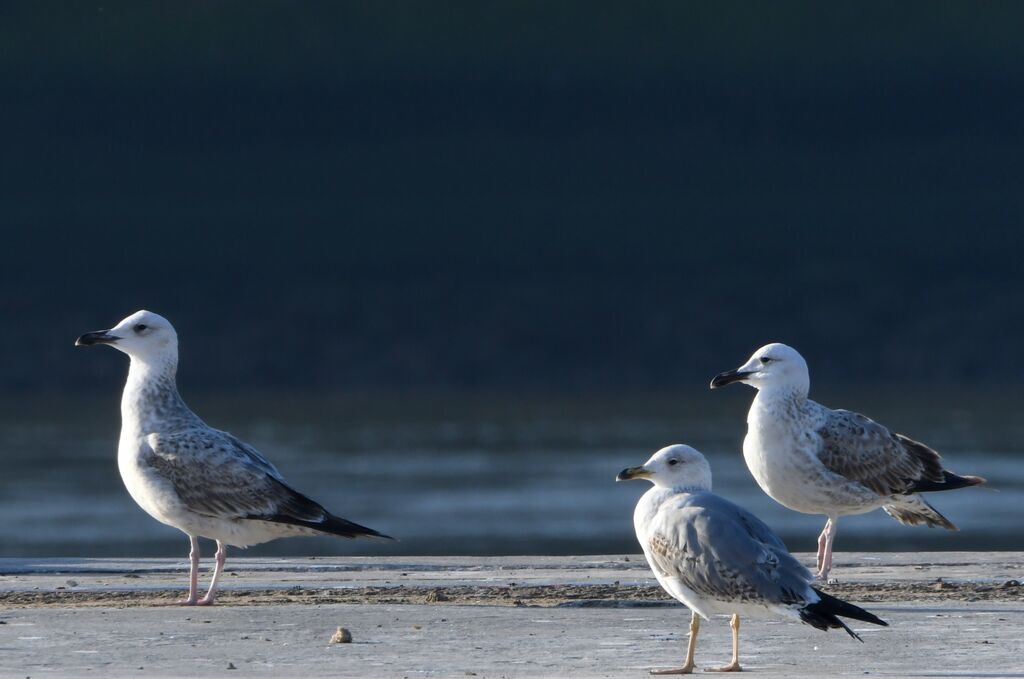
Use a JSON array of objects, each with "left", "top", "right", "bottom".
[
  {"left": 617, "top": 444, "right": 886, "bottom": 674},
  {"left": 76, "top": 310, "right": 392, "bottom": 605},
  {"left": 710, "top": 343, "right": 984, "bottom": 580}
]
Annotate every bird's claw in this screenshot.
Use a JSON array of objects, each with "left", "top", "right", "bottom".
[
  {"left": 704, "top": 663, "right": 742, "bottom": 672},
  {"left": 650, "top": 666, "right": 696, "bottom": 675}
]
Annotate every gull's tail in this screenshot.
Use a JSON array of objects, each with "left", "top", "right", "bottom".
[
  {"left": 882, "top": 494, "right": 957, "bottom": 530},
  {"left": 800, "top": 589, "right": 888, "bottom": 641}
]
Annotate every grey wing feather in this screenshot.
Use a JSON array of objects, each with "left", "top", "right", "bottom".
[
  {"left": 646, "top": 493, "right": 813, "bottom": 607},
  {"left": 143, "top": 429, "right": 324, "bottom": 522},
  {"left": 816, "top": 409, "right": 945, "bottom": 496},
  {"left": 218, "top": 431, "right": 285, "bottom": 481}
]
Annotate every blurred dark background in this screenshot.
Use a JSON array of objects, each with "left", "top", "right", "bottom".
[
  {"left": 2, "top": 1, "right": 1023, "bottom": 394},
  {"left": 1, "top": 2, "right": 1022, "bottom": 557}
]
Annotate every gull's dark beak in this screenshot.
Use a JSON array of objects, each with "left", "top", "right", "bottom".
[
  {"left": 75, "top": 330, "right": 120, "bottom": 347},
  {"left": 616, "top": 466, "right": 650, "bottom": 482},
  {"left": 710, "top": 369, "right": 752, "bottom": 389}
]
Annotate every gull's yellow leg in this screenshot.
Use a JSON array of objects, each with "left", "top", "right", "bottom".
[
  {"left": 705, "top": 614, "right": 742, "bottom": 672},
  {"left": 651, "top": 610, "right": 700, "bottom": 675}
]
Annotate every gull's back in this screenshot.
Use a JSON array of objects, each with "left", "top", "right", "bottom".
[{"left": 641, "top": 489, "right": 815, "bottom": 618}]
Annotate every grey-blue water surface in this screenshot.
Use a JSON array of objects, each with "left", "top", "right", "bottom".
[{"left": 1, "top": 389, "right": 1018, "bottom": 558}]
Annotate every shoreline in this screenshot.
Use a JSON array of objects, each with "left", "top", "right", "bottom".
[
  {"left": 3, "top": 553, "right": 1023, "bottom": 678},
  {"left": 3, "top": 578, "right": 1022, "bottom": 608},
  {"left": 3, "top": 551, "right": 1022, "bottom": 608}
]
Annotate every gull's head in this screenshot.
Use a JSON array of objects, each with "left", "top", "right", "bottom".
[
  {"left": 616, "top": 444, "right": 712, "bottom": 491},
  {"left": 709, "top": 342, "right": 809, "bottom": 396},
  {"left": 75, "top": 310, "right": 178, "bottom": 364}
]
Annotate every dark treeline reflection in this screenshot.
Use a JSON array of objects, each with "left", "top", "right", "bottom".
[{"left": 2, "top": 2, "right": 1023, "bottom": 393}]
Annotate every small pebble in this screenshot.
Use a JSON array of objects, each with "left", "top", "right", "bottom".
[{"left": 330, "top": 627, "right": 353, "bottom": 644}]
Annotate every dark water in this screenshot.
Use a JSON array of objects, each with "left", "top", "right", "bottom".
[{"left": 1, "top": 390, "right": 1018, "bottom": 559}]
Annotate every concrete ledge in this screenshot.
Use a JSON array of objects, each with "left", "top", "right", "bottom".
[{"left": 2, "top": 553, "right": 1023, "bottom": 677}]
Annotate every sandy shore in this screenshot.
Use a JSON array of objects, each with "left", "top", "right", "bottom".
[
  {"left": 3, "top": 553, "right": 1023, "bottom": 677},
  {"left": 4, "top": 578, "right": 1023, "bottom": 608}
]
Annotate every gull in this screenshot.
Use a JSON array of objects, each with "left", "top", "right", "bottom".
[
  {"left": 76, "top": 310, "right": 391, "bottom": 605},
  {"left": 617, "top": 444, "right": 886, "bottom": 674},
  {"left": 711, "top": 343, "right": 984, "bottom": 580}
]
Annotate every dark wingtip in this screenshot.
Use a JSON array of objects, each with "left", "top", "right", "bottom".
[
  {"left": 322, "top": 515, "right": 395, "bottom": 541},
  {"left": 803, "top": 588, "right": 887, "bottom": 640},
  {"left": 909, "top": 471, "right": 987, "bottom": 494}
]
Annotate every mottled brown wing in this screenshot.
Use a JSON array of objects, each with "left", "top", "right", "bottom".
[{"left": 816, "top": 409, "right": 944, "bottom": 496}]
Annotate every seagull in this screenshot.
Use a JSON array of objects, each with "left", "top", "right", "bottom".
[
  {"left": 710, "top": 343, "right": 984, "bottom": 580},
  {"left": 76, "top": 310, "right": 392, "bottom": 605},
  {"left": 617, "top": 444, "right": 886, "bottom": 674}
]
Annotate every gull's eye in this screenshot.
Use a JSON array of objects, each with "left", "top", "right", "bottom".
[
  {"left": 759, "top": 356, "right": 773, "bottom": 364},
  {"left": 667, "top": 459, "right": 679, "bottom": 466},
  {"left": 134, "top": 324, "right": 148, "bottom": 333}
]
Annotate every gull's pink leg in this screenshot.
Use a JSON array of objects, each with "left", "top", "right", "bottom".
[
  {"left": 816, "top": 519, "right": 838, "bottom": 581},
  {"left": 196, "top": 540, "right": 227, "bottom": 606},
  {"left": 816, "top": 521, "right": 829, "bottom": 572},
  {"left": 160, "top": 536, "right": 200, "bottom": 606}
]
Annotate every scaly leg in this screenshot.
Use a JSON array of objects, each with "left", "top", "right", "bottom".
[
  {"left": 651, "top": 610, "right": 700, "bottom": 675},
  {"left": 196, "top": 541, "right": 227, "bottom": 606},
  {"left": 706, "top": 614, "right": 742, "bottom": 672},
  {"left": 816, "top": 521, "right": 829, "bottom": 572},
  {"left": 816, "top": 518, "right": 838, "bottom": 581},
  {"left": 160, "top": 536, "right": 200, "bottom": 606}
]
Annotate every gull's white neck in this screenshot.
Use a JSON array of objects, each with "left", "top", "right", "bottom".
[
  {"left": 634, "top": 483, "right": 709, "bottom": 536},
  {"left": 749, "top": 384, "right": 808, "bottom": 426},
  {"left": 121, "top": 355, "right": 199, "bottom": 434},
  {"left": 658, "top": 474, "right": 712, "bottom": 493}
]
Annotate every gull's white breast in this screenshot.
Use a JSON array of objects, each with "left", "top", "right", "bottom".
[
  {"left": 744, "top": 395, "right": 881, "bottom": 516},
  {"left": 117, "top": 429, "right": 189, "bottom": 530},
  {"left": 633, "top": 488, "right": 717, "bottom": 618}
]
